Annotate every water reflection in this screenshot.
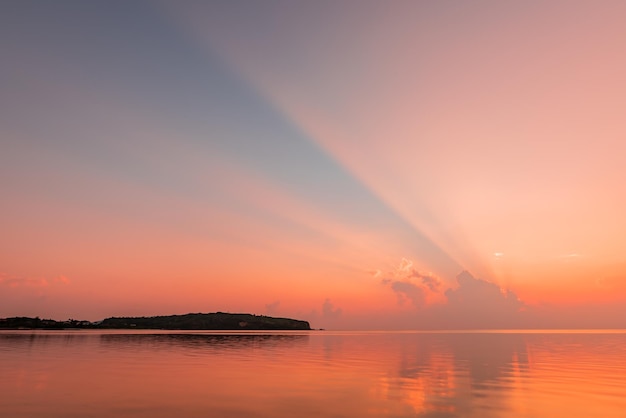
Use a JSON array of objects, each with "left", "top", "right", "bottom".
[
  {"left": 445, "top": 333, "right": 530, "bottom": 385},
  {"left": 1, "top": 331, "right": 625, "bottom": 417},
  {"left": 376, "top": 333, "right": 531, "bottom": 417},
  {"left": 99, "top": 332, "right": 309, "bottom": 351}
]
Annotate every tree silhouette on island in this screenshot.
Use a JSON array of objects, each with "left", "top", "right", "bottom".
[{"left": 0, "top": 313, "right": 311, "bottom": 330}]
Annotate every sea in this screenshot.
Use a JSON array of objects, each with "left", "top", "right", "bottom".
[{"left": 1, "top": 330, "right": 625, "bottom": 417}]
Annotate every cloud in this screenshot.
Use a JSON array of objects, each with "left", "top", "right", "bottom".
[
  {"left": 396, "top": 258, "right": 441, "bottom": 290},
  {"left": 0, "top": 273, "right": 71, "bottom": 289},
  {"left": 380, "top": 258, "right": 442, "bottom": 309},
  {"left": 390, "top": 281, "right": 425, "bottom": 308},
  {"left": 439, "top": 271, "right": 525, "bottom": 328},
  {"left": 265, "top": 300, "right": 280, "bottom": 315},
  {"left": 322, "top": 298, "right": 342, "bottom": 319},
  {"left": 55, "top": 275, "right": 71, "bottom": 285},
  {"left": 445, "top": 271, "right": 523, "bottom": 311},
  {"left": 421, "top": 275, "right": 440, "bottom": 292},
  {"left": 370, "top": 269, "right": 383, "bottom": 279},
  {"left": 0, "top": 275, "right": 48, "bottom": 288},
  {"left": 376, "top": 263, "right": 531, "bottom": 328}
]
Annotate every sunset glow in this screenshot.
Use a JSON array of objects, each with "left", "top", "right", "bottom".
[{"left": 2, "top": 1, "right": 626, "bottom": 328}]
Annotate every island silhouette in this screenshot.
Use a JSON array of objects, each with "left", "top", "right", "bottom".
[{"left": 0, "top": 313, "right": 311, "bottom": 330}]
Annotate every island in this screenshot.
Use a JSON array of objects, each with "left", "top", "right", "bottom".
[{"left": 0, "top": 313, "right": 311, "bottom": 330}]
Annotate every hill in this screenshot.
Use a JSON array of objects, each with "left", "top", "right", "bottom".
[{"left": 0, "top": 313, "right": 311, "bottom": 330}]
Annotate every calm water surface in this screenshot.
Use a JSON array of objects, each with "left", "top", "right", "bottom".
[{"left": 1, "top": 330, "right": 625, "bottom": 417}]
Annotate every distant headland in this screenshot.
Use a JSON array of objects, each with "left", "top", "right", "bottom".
[{"left": 0, "top": 313, "right": 311, "bottom": 331}]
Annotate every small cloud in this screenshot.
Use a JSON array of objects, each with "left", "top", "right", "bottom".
[
  {"left": 55, "top": 275, "right": 70, "bottom": 285},
  {"left": 0, "top": 275, "right": 48, "bottom": 288},
  {"left": 322, "top": 298, "right": 342, "bottom": 319},
  {"left": 421, "top": 275, "right": 440, "bottom": 292},
  {"left": 265, "top": 300, "right": 280, "bottom": 315},
  {"left": 379, "top": 258, "right": 442, "bottom": 309},
  {"left": 370, "top": 269, "right": 383, "bottom": 279},
  {"left": 398, "top": 258, "right": 413, "bottom": 273},
  {"left": 1, "top": 273, "right": 71, "bottom": 289}
]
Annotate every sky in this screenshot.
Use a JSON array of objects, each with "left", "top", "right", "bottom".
[{"left": 2, "top": 0, "right": 626, "bottom": 329}]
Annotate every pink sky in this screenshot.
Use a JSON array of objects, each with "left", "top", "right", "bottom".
[{"left": 2, "top": 1, "right": 626, "bottom": 328}]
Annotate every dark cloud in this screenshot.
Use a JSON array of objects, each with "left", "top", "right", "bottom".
[
  {"left": 322, "top": 298, "right": 342, "bottom": 319},
  {"left": 445, "top": 271, "right": 523, "bottom": 312},
  {"left": 421, "top": 275, "right": 440, "bottom": 292},
  {"left": 391, "top": 281, "right": 426, "bottom": 308},
  {"left": 440, "top": 271, "right": 525, "bottom": 328}
]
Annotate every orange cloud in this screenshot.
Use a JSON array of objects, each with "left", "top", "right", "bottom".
[
  {"left": 0, "top": 274, "right": 49, "bottom": 288},
  {"left": 379, "top": 259, "right": 444, "bottom": 309}
]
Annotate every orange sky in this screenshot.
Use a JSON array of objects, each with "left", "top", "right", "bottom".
[{"left": 2, "top": 1, "right": 626, "bottom": 328}]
